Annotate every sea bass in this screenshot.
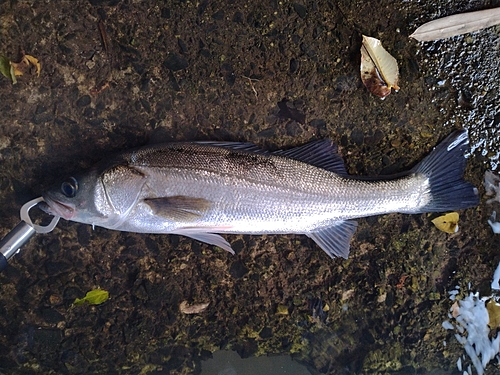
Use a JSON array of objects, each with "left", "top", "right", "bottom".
[{"left": 41, "top": 130, "right": 478, "bottom": 259}]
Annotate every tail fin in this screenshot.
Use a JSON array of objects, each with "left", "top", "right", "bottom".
[{"left": 413, "top": 129, "right": 478, "bottom": 212}]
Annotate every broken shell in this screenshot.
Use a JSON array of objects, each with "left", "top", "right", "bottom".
[
  {"left": 179, "top": 301, "right": 210, "bottom": 314},
  {"left": 360, "top": 35, "right": 400, "bottom": 99},
  {"left": 431, "top": 212, "right": 459, "bottom": 234}
]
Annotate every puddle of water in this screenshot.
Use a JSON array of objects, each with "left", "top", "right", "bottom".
[{"left": 201, "top": 350, "right": 312, "bottom": 375}]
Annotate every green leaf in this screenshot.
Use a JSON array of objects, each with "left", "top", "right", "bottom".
[
  {"left": 74, "top": 289, "right": 109, "bottom": 306},
  {"left": 0, "top": 55, "right": 11, "bottom": 80}
]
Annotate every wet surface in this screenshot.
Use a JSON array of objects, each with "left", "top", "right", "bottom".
[{"left": 0, "top": 0, "right": 499, "bottom": 374}]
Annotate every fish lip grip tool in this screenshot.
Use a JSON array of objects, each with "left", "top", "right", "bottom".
[{"left": 0, "top": 197, "right": 60, "bottom": 271}]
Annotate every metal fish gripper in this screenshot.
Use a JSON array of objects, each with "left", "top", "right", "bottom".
[{"left": 0, "top": 197, "right": 60, "bottom": 271}]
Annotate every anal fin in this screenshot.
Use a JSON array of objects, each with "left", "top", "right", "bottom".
[{"left": 306, "top": 220, "right": 358, "bottom": 259}]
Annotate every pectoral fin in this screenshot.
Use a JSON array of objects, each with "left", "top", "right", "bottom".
[
  {"left": 306, "top": 220, "right": 358, "bottom": 259},
  {"left": 144, "top": 196, "right": 211, "bottom": 222}
]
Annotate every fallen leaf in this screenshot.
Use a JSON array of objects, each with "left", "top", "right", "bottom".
[
  {"left": 487, "top": 298, "right": 500, "bottom": 328},
  {"left": 431, "top": 212, "right": 459, "bottom": 234},
  {"left": 450, "top": 300, "right": 460, "bottom": 318},
  {"left": 74, "top": 289, "right": 109, "bottom": 306},
  {"left": 410, "top": 8, "right": 500, "bottom": 42},
  {"left": 360, "top": 35, "right": 399, "bottom": 99},
  {"left": 179, "top": 301, "right": 210, "bottom": 314},
  {"left": 10, "top": 54, "right": 41, "bottom": 78},
  {"left": 276, "top": 304, "right": 289, "bottom": 315},
  {"left": 24, "top": 55, "right": 41, "bottom": 76},
  {"left": 0, "top": 54, "right": 17, "bottom": 83}
]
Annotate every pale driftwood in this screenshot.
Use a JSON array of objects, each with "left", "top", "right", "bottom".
[{"left": 410, "top": 8, "right": 500, "bottom": 41}]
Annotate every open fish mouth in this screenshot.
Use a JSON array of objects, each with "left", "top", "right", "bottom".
[{"left": 39, "top": 196, "right": 75, "bottom": 220}]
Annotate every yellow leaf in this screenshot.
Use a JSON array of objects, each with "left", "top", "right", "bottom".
[
  {"left": 74, "top": 289, "right": 109, "bottom": 306},
  {"left": 10, "top": 54, "right": 41, "bottom": 77},
  {"left": 487, "top": 299, "right": 500, "bottom": 329},
  {"left": 431, "top": 212, "right": 459, "bottom": 234},
  {"left": 10, "top": 61, "right": 25, "bottom": 76},
  {"left": 24, "top": 55, "right": 41, "bottom": 76}
]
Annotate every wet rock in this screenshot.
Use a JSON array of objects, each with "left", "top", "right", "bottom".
[
  {"left": 259, "top": 327, "right": 273, "bottom": 339},
  {"left": 289, "top": 58, "right": 299, "bottom": 74},
  {"left": 234, "top": 340, "right": 258, "bottom": 358},
  {"left": 76, "top": 95, "right": 91, "bottom": 107},
  {"left": 40, "top": 308, "right": 64, "bottom": 324},
  {"left": 457, "top": 89, "right": 473, "bottom": 109},
  {"left": 212, "top": 9, "right": 224, "bottom": 20},
  {"left": 350, "top": 129, "right": 364, "bottom": 146},
  {"left": 277, "top": 99, "right": 306, "bottom": 124},
  {"left": 77, "top": 225, "right": 91, "bottom": 247},
  {"left": 285, "top": 121, "right": 301, "bottom": 137},
  {"left": 33, "top": 329, "right": 62, "bottom": 352},
  {"left": 309, "top": 119, "right": 326, "bottom": 132},
  {"left": 161, "top": 7, "right": 171, "bottom": 19},
  {"left": 257, "top": 127, "right": 276, "bottom": 138},
  {"left": 45, "top": 260, "right": 72, "bottom": 276},
  {"left": 232, "top": 11, "right": 244, "bottom": 23},
  {"left": 229, "top": 260, "right": 248, "bottom": 278},
  {"left": 293, "top": 3, "right": 307, "bottom": 19},
  {"left": 35, "top": 105, "right": 47, "bottom": 114},
  {"left": 231, "top": 239, "right": 245, "bottom": 254},
  {"left": 178, "top": 38, "right": 188, "bottom": 54}
]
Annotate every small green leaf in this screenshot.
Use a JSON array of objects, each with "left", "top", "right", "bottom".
[
  {"left": 74, "top": 289, "right": 109, "bottom": 306},
  {"left": 0, "top": 55, "right": 11, "bottom": 80},
  {"left": 10, "top": 65, "right": 16, "bottom": 84}
]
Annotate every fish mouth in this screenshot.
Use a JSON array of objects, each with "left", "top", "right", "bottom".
[{"left": 40, "top": 195, "right": 76, "bottom": 220}]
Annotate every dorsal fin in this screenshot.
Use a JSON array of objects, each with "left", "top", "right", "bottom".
[
  {"left": 194, "top": 141, "right": 269, "bottom": 154},
  {"left": 195, "top": 140, "right": 348, "bottom": 175},
  {"left": 273, "top": 139, "right": 348, "bottom": 176}
]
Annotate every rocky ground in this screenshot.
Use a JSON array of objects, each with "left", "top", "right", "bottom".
[{"left": 0, "top": 0, "right": 499, "bottom": 374}]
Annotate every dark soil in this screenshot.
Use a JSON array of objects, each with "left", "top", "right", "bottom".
[{"left": 0, "top": 1, "right": 498, "bottom": 374}]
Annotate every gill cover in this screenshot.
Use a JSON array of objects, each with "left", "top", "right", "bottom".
[{"left": 101, "top": 165, "right": 147, "bottom": 216}]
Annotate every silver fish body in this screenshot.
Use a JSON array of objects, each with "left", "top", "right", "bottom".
[{"left": 42, "top": 130, "right": 478, "bottom": 259}]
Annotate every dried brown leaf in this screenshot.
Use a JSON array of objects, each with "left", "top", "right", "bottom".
[{"left": 360, "top": 35, "right": 399, "bottom": 99}]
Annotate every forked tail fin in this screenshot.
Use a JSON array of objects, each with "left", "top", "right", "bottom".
[{"left": 412, "top": 129, "right": 479, "bottom": 212}]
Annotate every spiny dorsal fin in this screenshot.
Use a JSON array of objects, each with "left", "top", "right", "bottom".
[
  {"left": 273, "top": 139, "right": 348, "bottom": 176},
  {"left": 194, "top": 141, "right": 270, "bottom": 154}
]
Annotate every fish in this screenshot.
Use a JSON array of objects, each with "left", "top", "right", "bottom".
[{"left": 41, "top": 130, "right": 479, "bottom": 259}]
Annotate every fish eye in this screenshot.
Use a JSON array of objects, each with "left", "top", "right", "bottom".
[{"left": 61, "top": 177, "right": 79, "bottom": 198}]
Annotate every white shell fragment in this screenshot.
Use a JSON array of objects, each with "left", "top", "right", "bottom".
[
  {"left": 360, "top": 35, "right": 400, "bottom": 99},
  {"left": 410, "top": 8, "right": 500, "bottom": 41}
]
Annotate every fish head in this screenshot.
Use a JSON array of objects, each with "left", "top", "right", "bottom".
[
  {"left": 42, "top": 163, "right": 147, "bottom": 227},
  {"left": 42, "top": 167, "right": 108, "bottom": 224}
]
